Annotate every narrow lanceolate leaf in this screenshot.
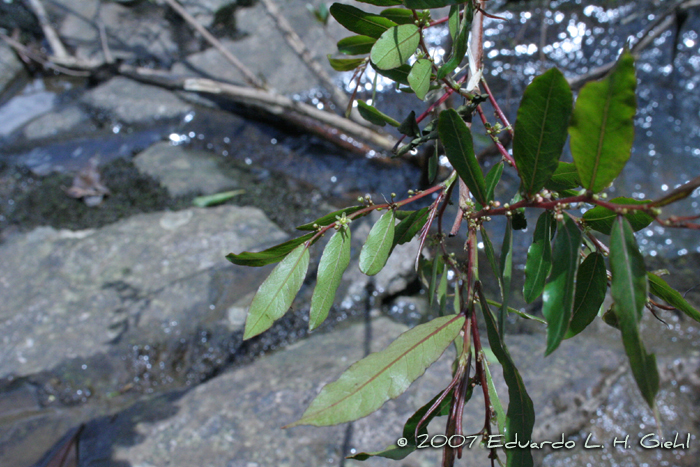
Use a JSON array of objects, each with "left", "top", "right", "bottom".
[
  {"left": 393, "top": 207, "right": 429, "bottom": 247},
  {"left": 569, "top": 51, "right": 637, "bottom": 193},
  {"left": 523, "top": 212, "right": 553, "bottom": 304},
  {"left": 481, "top": 226, "right": 503, "bottom": 300},
  {"left": 348, "top": 390, "right": 453, "bottom": 461},
  {"left": 404, "top": 0, "right": 463, "bottom": 9},
  {"left": 566, "top": 252, "right": 607, "bottom": 338},
  {"left": 648, "top": 273, "right": 700, "bottom": 322},
  {"left": 227, "top": 232, "right": 314, "bottom": 267},
  {"left": 328, "top": 56, "right": 366, "bottom": 71},
  {"left": 337, "top": 35, "right": 376, "bottom": 55},
  {"left": 408, "top": 59, "right": 432, "bottom": 100},
  {"left": 499, "top": 219, "right": 513, "bottom": 335},
  {"left": 355, "top": 0, "right": 403, "bottom": 6},
  {"left": 513, "top": 68, "right": 573, "bottom": 196},
  {"left": 243, "top": 244, "right": 310, "bottom": 339},
  {"left": 296, "top": 206, "right": 365, "bottom": 231},
  {"left": 541, "top": 216, "right": 581, "bottom": 356},
  {"left": 483, "top": 356, "right": 507, "bottom": 436},
  {"left": 610, "top": 216, "right": 658, "bottom": 408},
  {"left": 650, "top": 174, "right": 700, "bottom": 207},
  {"left": 309, "top": 229, "right": 351, "bottom": 331},
  {"left": 357, "top": 100, "right": 400, "bottom": 127},
  {"left": 438, "top": 109, "right": 488, "bottom": 205},
  {"left": 360, "top": 210, "right": 396, "bottom": 275},
  {"left": 582, "top": 197, "right": 653, "bottom": 235},
  {"left": 286, "top": 314, "right": 465, "bottom": 427},
  {"left": 477, "top": 285, "right": 534, "bottom": 467},
  {"left": 544, "top": 162, "right": 581, "bottom": 192},
  {"left": 447, "top": 4, "right": 459, "bottom": 40},
  {"left": 380, "top": 8, "right": 414, "bottom": 25},
  {"left": 370, "top": 24, "right": 420, "bottom": 70},
  {"left": 485, "top": 162, "right": 504, "bottom": 204},
  {"left": 329, "top": 4, "right": 396, "bottom": 39},
  {"left": 437, "top": 2, "right": 472, "bottom": 80}
]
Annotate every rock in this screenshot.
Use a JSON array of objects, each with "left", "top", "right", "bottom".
[
  {"left": 375, "top": 237, "right": 421, "bottom": 297},
  {"left": 0, "top": 42, "right": 24, "bottom": 103},
  {"left": 22, "top": 105, "right": 89, "bottom": 140},
  {"left": 52, "top": 0, "right": 178, "bottom": 67},
  {"left": 0, "top": 205, "right": 287, "bottom": 382},
  {"left": 80, "top": 77, "right": 192, "bottom": 125},
  {"left": 134, "top": 141, "right": 242, "bottom": 196}
]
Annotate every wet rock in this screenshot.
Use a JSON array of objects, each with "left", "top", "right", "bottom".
[
  {"left": 80, "top": 76, "right": 192, "bottom": 125},
  {"left": 51, "top": 0, "right": 179, "bottom": 67},
  {"left": 0, "top": 42, "right": 24, "bottom": 103},
  {"left": 0, "top": 205, "right": 286, "bottom": 382},
  {"left": 134, "top": 141, "right": 242, "bottom": 196},
  {"left": 22, "top": 104, "right": 89, "bottom": 140}
]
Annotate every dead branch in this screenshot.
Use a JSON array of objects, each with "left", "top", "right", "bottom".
[{"left": 26, "top": 0, "right": 69, "bottom": 60}]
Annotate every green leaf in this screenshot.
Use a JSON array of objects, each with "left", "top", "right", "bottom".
[
  {"left": 408, "top": 59, "right": 432, "bottom": 100},
  {"left": 523, "top": 212, "right": 553, "bottom": 304},
  {"left": 243, "top": 244, "right": 310, "bottom": 339},
  {"left": 309, "top": 229, "right": 351, "bottom": 331},
  {"left": 393, "top": 207, "right": 429, "bottom": 247},
  {"left": 480, "top": 226, "right": 503, "bottom": 300},
  {"left": 483, "top": 355, "right": 507, "bottom": 436},
  {"left": 541, "top": 216, "right": 581, "bottom": 356},
  {"left": 192, "top": 189, "right": 244, "bottom": 207},
  {"left": 359, "top": 210, "right": 396, "bottom": 275},
  {"left": 226, "top": 232, "right": 314, "bottom": 267},
  {"left": 355, "top": 0, "right": 404, "bottom": 6},
  {"left": 513, "top": 68, "right": 573, "bottom": 196},
  {"left": 438, "top": 109, "right": 488, "bottom": 205},
  {"left": 485, "top": 299, "right": 548, "bottom": 325},
  {"left": 404, "top": 0, "right": 463, "bottom": 9},
  {"left": 428, "top": 253, "right": 443, "bottom": 307},
  {"left": 296, "top": 206, "right": 365, "bottom": 231},
  {"left": 372, "top": 62, "right": 411, "bottom": 85},
  {"left": 569, "top": 51, "right": 637, "bottom": 193},
  {"left": 436, "top": 3, "right": 471, "bottom": 80},
  {"left": 485, "top": 162, "right": 504, "bottom": 204},
  {"left": 357, "top": 100, "right": 400, "bottom": 127},
  {"left": 286, "top": 314, "right": 465, "bottom": 427},
  {"left": 447, "top": 4, "right": 459, "bottom": 40},
  {"left": 499, "top": 219, "right": 513, "bottom": 335},
  {"left": 566, "top": 252, "right": 607, "bottom": 338},
  {"left": 544, "top": 162, "right": 581, "bottom": 192},
  {"left": 348, "top": 390, "right": 453, "bottom": 461},
  {"left": 329, "top": 4, "right": 397, "bottom": 39},
  {"left": 477, "top": 285, "right": 534, "bottom": 467},
  {"left": 380, "top": 7, "right": 414, "bottom": 25},
  {"left": 437, "top": 263, "right": 448, "bottom": 315},
  {"left": 648, "top": 273, "right": 700, "bottom": 322},
  {"left": 610, "top": 216, "right": 658, "bottom": 409},
  {"left": 398, "top": 110, "right": 420, "bottom": 137},
  {"left": 650, "top": 175, "right": 700, "bottom": 207},
  {"left": 328, "top": 56, "right": 366, "bottom": 71},
  {"left": 370, "top": 24, "right": 420, "bottom": 70},
  {"left": 337, "top": 35, "right": 376, "bottom": 55},
  {"left": 428, "top": 145, "right": 438, "bottom": 184},
  {"left": 582, "top": 198, "right": 653, "bottom": 235}
]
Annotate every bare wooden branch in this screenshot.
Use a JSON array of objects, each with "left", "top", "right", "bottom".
[
  {"left": 158, "top": 0, "right": 266, "bottom": 89},
  {"left": 26, "top": 0, "right": 69, "bottom": 60}
]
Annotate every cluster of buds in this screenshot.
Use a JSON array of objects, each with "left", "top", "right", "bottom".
[{"left": 357, "top": 194, "right": 374, "bottom": 206}]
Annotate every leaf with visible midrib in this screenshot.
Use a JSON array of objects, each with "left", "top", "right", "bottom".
[
  {"left": 513, "top": 68, "right": 573, "bottom": 196},
  {"left": 648, "top": 273, "right": 700, "bottom": 323},
  {"left": 310, "top": 229, "right": 351, "bottom": 330},
  {"left": 438, "top": 109, "right": 487, "bottom": 205},
  {"left": 337, "top": 35, "right": 376, "bottom": 55},
  {"left": 569, "top": 51, "right": 637, "bottom": 193},
  {"left": 408, "top": 59, "right": 432, "bottom": 100},
  {"left": 285, "top": 314, "right": 465, "bottom": 427},
  {"left": 360, "top": 210, "right": 395, "bottom": 275},
  {"left": 610, "top": 216, "right": 658, "bottom": 409},
  {"left": 243, "top": 244, "right": 310, "bottom": 339},
  {"left": 523, "top": 212, "right": 553, "bottom": 304},
  {"left": 582, "top": 197, "right": 653, "bottom": 235},
  {"left": 566, "top": 252, "right": 607, "bottom": 338},
  {"left": 227, "top": 232, "right": 314, "bottom": 267},
  {"left": 541, "top": 216, "right": 581, "bottom": 356},
  {"left": 371, "top": 24, "right": 421, "bottom": 70},
  {"left": 477, "top": 284, "right": 534, "bottom": 467},
  {"left": 329, "top": 4, "right": 397, "bottom": 39}
]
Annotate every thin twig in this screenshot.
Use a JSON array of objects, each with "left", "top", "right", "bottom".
[
  {"left": 159, "top": 0, "right": 265, "bottom": 89},
  {"left": 26, "top": 0, "right": 69, "bottom": 60}
]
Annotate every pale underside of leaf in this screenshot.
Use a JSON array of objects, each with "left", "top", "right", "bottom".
[{"left": 286, "top": 314, "right": 465, "bottom": 427}]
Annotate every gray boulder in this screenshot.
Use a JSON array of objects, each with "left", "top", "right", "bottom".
[{"left": 0, "top": 41, "right": 24, "bottom": 103}]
